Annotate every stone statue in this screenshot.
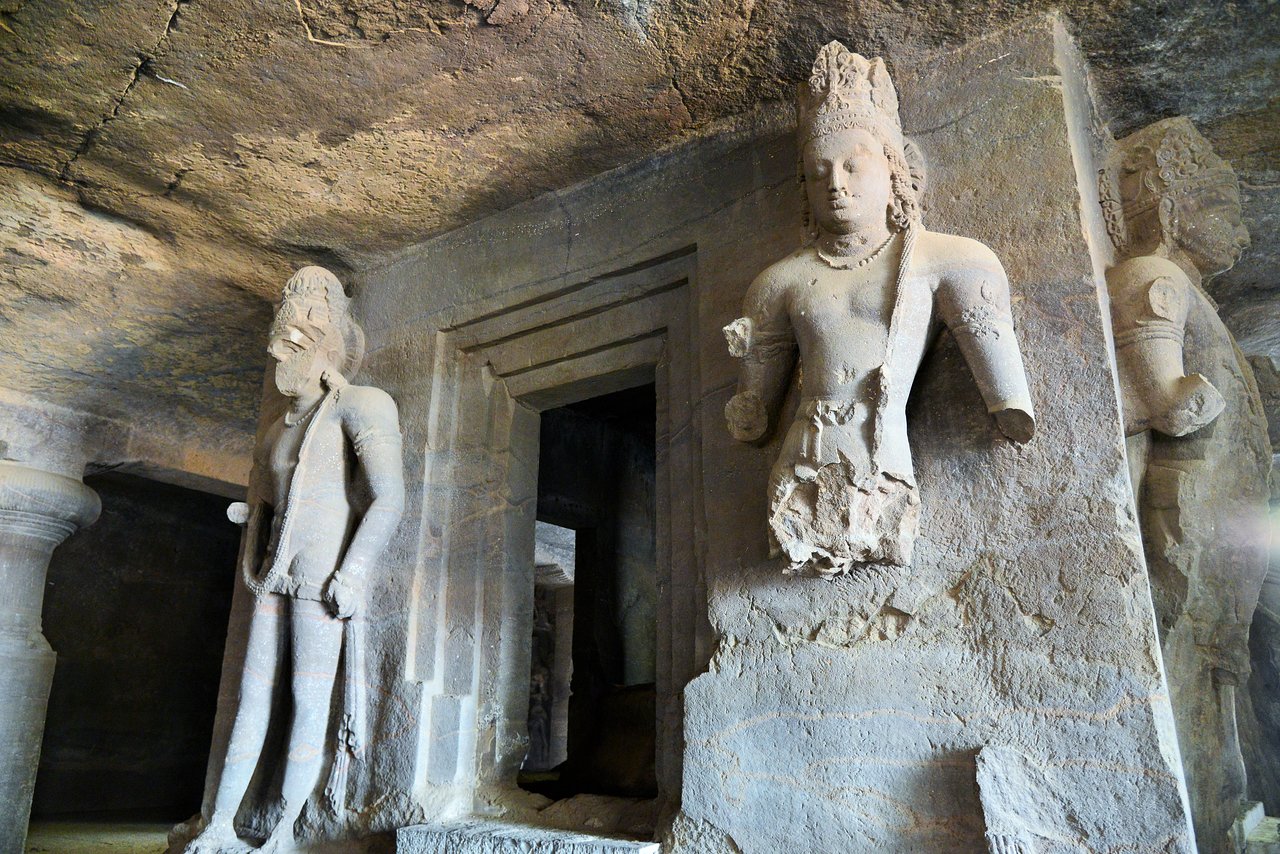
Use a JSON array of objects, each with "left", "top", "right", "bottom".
[
  {"left": 1100, "top": 118, "right": 1271, "bottom": 852},
  {"left": 724, "top": 41, "right": 1036, "bottom": 574},
  {"left": 184, "top": 266, "right": 405, "bottom": 852}
]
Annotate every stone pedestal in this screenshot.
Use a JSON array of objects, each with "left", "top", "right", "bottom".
[{"left": 0, "top": 461, "right": 100, "bottom": 850}]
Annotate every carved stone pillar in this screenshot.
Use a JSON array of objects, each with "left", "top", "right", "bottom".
[{"left": 0, "top": 461, "right": 100, "bottom": 847}]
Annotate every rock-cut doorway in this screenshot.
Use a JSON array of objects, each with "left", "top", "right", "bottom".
[{"left": 518, "top": 384, "right": 660, "bottom": 834}]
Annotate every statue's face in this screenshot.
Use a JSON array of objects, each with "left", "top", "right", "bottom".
[
  {"left": 1172, "top": 181, "right": 1250, "bottom": 277},
  {"left": 268, "top": 313, "right": 337, "bottom": 398},
  {"left": 804, "top": 127, "right": 894, "bottom": 237}
]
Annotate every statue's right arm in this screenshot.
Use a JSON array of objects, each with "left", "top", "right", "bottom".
[
  {"left": 1107, "top": 256, "right": 1223, "bottom": 436},
  {"left": 229, "top": 445, "right": 274, "bottom": 528},
  {"left": 724, "top": 265, "right": 797, "bottom": 444}
]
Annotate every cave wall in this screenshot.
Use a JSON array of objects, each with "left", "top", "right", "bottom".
[{"left": 372, "top": 14, "right": 1196, "bottom": 850}]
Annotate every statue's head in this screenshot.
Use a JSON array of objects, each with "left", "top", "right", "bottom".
[
  {"left": 1101, "top": 117, "right": 1249, "bottom": 277},
  {"left": 797, "top": 42, "right": 922, "bottom": 238},
  {"left": 268, "top": 266, "right": 365, "bottom": 397}
]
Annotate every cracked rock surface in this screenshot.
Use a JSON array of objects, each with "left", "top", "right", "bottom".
[{"left": 0, "top": 0, "right": 1276, "bottom": 460}]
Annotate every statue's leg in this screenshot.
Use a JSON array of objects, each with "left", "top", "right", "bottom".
[
  {"left": 186, "top": 594, "right": 286, "bottom": 851},
  {"left": 261, "top": 597, "right": 344, "bottom": 850}
]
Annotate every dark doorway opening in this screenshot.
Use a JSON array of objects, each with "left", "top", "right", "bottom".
[
  {"left": 521, "top": 383, "right": 659, "bottom": 808},
  {"left": 31, "top": 472, "right": 238, "bottom": 822}
]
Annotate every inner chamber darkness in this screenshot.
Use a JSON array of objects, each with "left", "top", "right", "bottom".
[
  {"left": 32, "top": 472, "right": 238, "bottom": 821},
  {"left": 523, "top": 383, "right": 659, "bottom": 800}
]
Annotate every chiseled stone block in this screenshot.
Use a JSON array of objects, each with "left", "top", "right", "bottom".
[{"left": 397, "top": 821, "right": 661, "bottom": 854}]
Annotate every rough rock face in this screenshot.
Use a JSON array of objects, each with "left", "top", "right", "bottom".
[
  {"left": 0, "top": 168, "right": 269, "bottom": 477},
  {"left": 0, "top": 0, "right": 1277, "bottom": 465}
]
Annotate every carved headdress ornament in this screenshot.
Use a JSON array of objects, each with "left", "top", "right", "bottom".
[
  {"left": 798, "top": 41, "right": 904, "bottom": 151},
  {"left": 1099, "top": 117, "right": 1235, "bottom": 248},
  {"left": 270, "top": 265, "right": 366, "bottom": 380}
]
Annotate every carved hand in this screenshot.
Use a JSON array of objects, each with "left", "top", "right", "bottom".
[
  {"left": 725, "top": 390, "right": 768, "bottom": 443},
  {"left": 324, "top": 572, "right": 362, "bottom": 619},
  {"left": 994, "top": 407, "right": 1035, "bottom": 443}
]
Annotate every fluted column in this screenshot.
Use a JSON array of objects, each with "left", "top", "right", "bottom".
[{"left": 0, "top": 462, "right": 99, "bottom": 850}]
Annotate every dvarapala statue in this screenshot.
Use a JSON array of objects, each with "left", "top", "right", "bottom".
[
  {"left": 724, "top": 41, "right": 1035, "bottom": 575},
  {"left": 184, "top": 266, "right": 405, "bottom": 852},
  {"left": 1100, "top": 118, "right": 1271, "bottom": 852}
]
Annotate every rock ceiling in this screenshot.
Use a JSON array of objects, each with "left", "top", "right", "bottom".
[{"left": 0, "top": 0, "right": 1276, "bottom": 462}]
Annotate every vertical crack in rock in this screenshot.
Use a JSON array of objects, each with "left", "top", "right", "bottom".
[
  {"left": 669, "top": 73, "right": 694, "bottom": 123},
  {"left": 58, "top": 0, "right": 189, "bottom": 182}
]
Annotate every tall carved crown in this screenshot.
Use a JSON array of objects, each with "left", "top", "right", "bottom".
[
  {"left": 271, "top": 265, "right": 366, "bottom": 379},
  {"left": 798, "top": 41, "right": 904, "bottom": 150},
  {"left": 1115, "top": 118, "right": 1234, "bottom": 217},
  {"left": 1099, "top": 117, "right": 1237, "bottom": 248}
]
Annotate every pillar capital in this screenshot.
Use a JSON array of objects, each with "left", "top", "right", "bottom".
[{"left": 0, "top": 461, "right": 101, "bottom": 543}]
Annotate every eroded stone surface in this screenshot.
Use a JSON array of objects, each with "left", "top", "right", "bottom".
[
  {"left": 398, "top": 820, "right": 660, "bottom": 854},
  {"left": 176, "top": 268, "right": 405, "bottom": 852},
  {"left": 723, "top": 41, "right": 1034, "bottom": 574},
  {"left": 0, "top": 0, "right": 1276, "bottom": 490},
  {"left": 1102, "top": 117, "right": 1274, "bottom": 852},
  {"left": 0, "top": 168, "right": 274, "bottom": 484}
]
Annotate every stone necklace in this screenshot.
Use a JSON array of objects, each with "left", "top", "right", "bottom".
[
  {"left": 284, "top": 394, "right": 326, "bottom": 428},
  {"left": 816, "top": 231, "right": 896, "bottom": 270}
]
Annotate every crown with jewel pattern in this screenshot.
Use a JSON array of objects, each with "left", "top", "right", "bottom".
[
  {"left": 1110, "top": 117, "right": 1235, "bottom": 219},
  {"left": 798, "top": 41, "right": 904, "bottom": 150}
]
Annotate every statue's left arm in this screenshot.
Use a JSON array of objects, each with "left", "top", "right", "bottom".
[
  {"left": 936, "top": 243, "right": 1036, "bottom": 442},
  {"left": 329, "top": 386, "right": 406, "bottom": 614}
]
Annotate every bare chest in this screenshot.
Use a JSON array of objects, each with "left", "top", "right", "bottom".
[
  {"left": 789, "top": 269, "right": 899, "bottom": 342},
  {"left": 265, "top": 416, "right": 310, "bottom": 504}
]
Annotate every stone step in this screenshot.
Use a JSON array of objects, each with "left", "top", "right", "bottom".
[
  {"left": 1246, "top": 816, "right": 1280, "bottom": 854},
  {"left": 397, "top": 820, "right": 660, "bottom": 854}
]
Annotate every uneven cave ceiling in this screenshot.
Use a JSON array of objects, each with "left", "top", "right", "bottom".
[{"left": 0, "top": 0, "right": 1276, "bottom": 458}]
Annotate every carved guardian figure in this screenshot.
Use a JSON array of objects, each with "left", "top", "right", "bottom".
[
  {"left": 1101, "top": 118, "right": 1272, "bottom": 852},
  {"left": 181, "top": 266, "right": 405, "bottom": 853},
  {"left": 724, "top": 42, "right": 1035, "bottom": 574}
]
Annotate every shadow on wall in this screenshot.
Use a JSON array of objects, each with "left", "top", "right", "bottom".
[{"left": 32, "top": 472, "right": 240, "bottom": 820}]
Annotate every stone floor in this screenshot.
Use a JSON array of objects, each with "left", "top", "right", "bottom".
[{"left": 26, "top": 822, "right": 170, "bottom": 853}]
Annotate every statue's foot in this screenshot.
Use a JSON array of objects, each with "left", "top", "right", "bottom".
[
  {"left": 183, "top": 817, "right": 249, "bottom": 854},
  {"left": 257, "top": 825, "right": 299, "bottom": 854}
]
